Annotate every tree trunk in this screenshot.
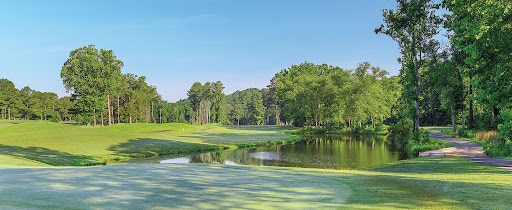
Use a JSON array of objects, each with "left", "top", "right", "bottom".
[
  {"left": 468, "top": 78, "right": 474, "bottom": 129},
  {"left": 490, "top": 107, "right": 498, "bottom": 130},
  {"left": 491, "top": 107, "right": 499, "bottom": 130},
  {"left": 275, "top": 105, "right": 280, "bottom": 125},
  {"left": 207, "top": 101, "right": 210, "bottom": 124},
  {"left": 93, "top": 109, "right": 97, "bottom": 126},
  {"left": 101, "top": 113, "right": 104, "bottom": 126},
  {"left": 196, "top": 108, "right": 199, "bottom": 125},
  {"left": 159, "top": 106, "right": 162, "bottom": 124},
  {"left": 7, "top": 106, "right": 11, "bottom": 120},
  {"left": 451, "top": 105, "right": 456, "bottom": 138},
  {"left": 107, "top": 95, "right": 112, "bottom": 125},
  {"left": 146, "top": 105, "right": 150, "bottom": 123},
  {"left": 117, "top": 96, "right": 121, "bottom": 124},
  {"left": 461, "top": 106, "right": 465, "bottom": 137},
  {"left": 151, "top": 101, "right": 154, "bottom": 123},
  {"left": 414, "top": 68, "right": 420, "bottom": 133},
  {"left": 371, "top": 116, "right": 375, "bottom": 129}
]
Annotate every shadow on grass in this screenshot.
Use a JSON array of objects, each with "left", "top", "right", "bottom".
[
  {"left": 0, "top": 144, "right": 100, "bottom": 166},
  {"left": 108, "top": 138, "right": 226, "bottom": 158},
  {"left": 0, "top": 164, "right": 350, "bottom": 209},
  {"left": 343, "top": 158, "right": 512, "bottom": 209},
  {"left": 345, "top": 172, "right": 512, "bottom": 209}
]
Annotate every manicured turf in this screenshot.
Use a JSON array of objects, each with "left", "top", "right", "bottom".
[
  {"left": 0, "top": 120, "right": 295, "bottom": 166},
  {"left": 2, "top": 121, "right": 511, "bottom": 209},
  {"left": 0, "top": 158, "right": 510, "bottom": 209}
]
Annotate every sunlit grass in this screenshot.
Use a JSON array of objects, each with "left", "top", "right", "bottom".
[
  {"left": 0, "top": 155, "right": 48, "bottom": 168},
  {"left": 0, "top": 120, "right": 295, "bottom": 166},
  {"left": 344, "top": 157, "right": 512, "bottom": 209},
  {"left": 0, "top": 157, "right": 510, "bottom": 209},
  {"left": 421, "top": 126, "right": 450, "bottom": 132}
]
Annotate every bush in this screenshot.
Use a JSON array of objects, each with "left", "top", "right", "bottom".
[
  {"left": 389, "top": 118, "right": 413, "bottom": 137},
  {"left": 411, "top": 129, "right": 430, "bottom": 143},
  {"left": 408, "top": 138, "right": 452, "bottom": 156},
  {"left": 484, "top": 109, "right": 512, "bottom": 157},
  {"left": 387, "top": 119, "right": 451, "bottom": 156},
  {"left": 50, "top": 112, "right": 61, "bottom": 123},
  {"left": 374, "top": 122, "right": 386, "bottom": 133},
  {"left": 296, "top": 126, "right": 328, "bottom": 135}
]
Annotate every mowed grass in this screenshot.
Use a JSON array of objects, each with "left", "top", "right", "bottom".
[
  {"left": 0, "top": 158, "right": 510, "bottom": 209},
  {"left": 0, "top": 120, "right": 295, "bottom": 166}
]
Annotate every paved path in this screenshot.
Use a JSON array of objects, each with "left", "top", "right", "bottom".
[{"left": 419, "top": 132, "right": 512, "bottom": 171}]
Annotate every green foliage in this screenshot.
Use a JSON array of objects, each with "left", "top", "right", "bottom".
[
  {"left": 0, "top": 78, "right": 21, "bottom": 120},
  {"left": 446, "top": 0, "right": 512, "bottom": 112},
  {"left": 390, "top": 118, "right": 413, "bottom": 138},
  {"left": 388, "top": 119, "right": 451, "bottom": 155},
  {"left": 295, "top": 126, "right": 329, "bottom": 135},
  {"left": 271, "top": 62, "right": 399, "bottom": 129},
  {"left": 61, "top": 45, "right": 124, "bottom": 125},
  {"left": 226, "top": 88, "right": 264, "bottom": 125},
  {"left": 376, "top": 0, "right": 442, "bottom": 132},
  {"left": 407, "top": 138, "right": 453, "bottom": 157},
  {"left": 484, "top": 110, "right": 512, "bottom": 157},
  {"left": 187, "top": 81, "right": 226, "bottom": 125},
  {"left": 49, "top": 112, "right": 60, "bottom": 123},
  {"left": 407, "top": 129, "right": 454, "bottom": 156}
]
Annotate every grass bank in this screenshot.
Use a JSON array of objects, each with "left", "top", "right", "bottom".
[
  {"left": 0, "top": 120, "right": 297, "bottom": 166},
  {"left": 0, "top": 157, "right": 509, "bottom": 209}
]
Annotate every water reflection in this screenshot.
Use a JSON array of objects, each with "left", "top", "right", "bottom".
[{"left": 160, "top": 135, "right": 407, "bottom": 169}]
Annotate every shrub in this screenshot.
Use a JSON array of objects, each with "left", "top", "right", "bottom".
[
  {"left": 412, "top": 129, "right": 430, "bottom": 143},
  {"left": 475, "top": 131, "right": 498, "bottom": 141},
  {"left": 484, "top": 109, "right": 512, "bottom": 157},
  {"left": 50, "top": 112, "right": 61, "bottom": 123},
  {"left": 389, "top": 118, "right": 413, "bottom": 137},
  {"left": 408, "top": 138, "right": 452, "bottom": 156}
]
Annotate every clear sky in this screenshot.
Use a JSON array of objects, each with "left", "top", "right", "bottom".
[{"left": 0, "top": 0, "right": 401, "bottom": 102}]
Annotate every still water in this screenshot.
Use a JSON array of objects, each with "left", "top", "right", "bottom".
[{"left": 161, "top": 135, "right": 407, "bottom": 169}]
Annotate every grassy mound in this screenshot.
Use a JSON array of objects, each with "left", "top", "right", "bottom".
[{"left": 0, "top": 121, "right": 295, "bottom": 166}]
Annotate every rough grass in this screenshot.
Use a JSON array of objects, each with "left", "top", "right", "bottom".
[
  {"left": 0, "top": 120, "right": 295, "bottom": 166},
  {"left": 475, "top": 130, "right": 498, "bottom": 141},
  {"left": 0, "top": 158, "right": 510, "bottom": 209}
]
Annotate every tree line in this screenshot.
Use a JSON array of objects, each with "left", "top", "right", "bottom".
[
  {"left": 376, "top": 0, "right": 512, "bottom": 156},
  {"left": 1, "top": 0, "right": 510, "bottom": 148},
  {"left": 174, "top": 61, "right": 401, "bottom": 130},
  {"left": 0, "top": 57, "right": 400, "bottom": 130}
]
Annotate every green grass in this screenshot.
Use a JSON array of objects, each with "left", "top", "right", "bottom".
[
  {"left": 0, "top": 154, "right": 49, "bottom": 168},
  {"left": 350, "top": 158, "right": 511, "bottom": 209},
  {"left": 0, "top": 157, "right": 509, "bottom": 209},
  {"left": 0, "top": 120, "right": 295, "bottom": 166},
  {"left": 2, "top": 121, "right": 511, "bottom": 208},
  {"left": 421, "top": 126, "right": 451, "bottom": 132}
]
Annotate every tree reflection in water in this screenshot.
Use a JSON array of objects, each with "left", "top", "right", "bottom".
[{"left": 162, "top": 135, "right": 408, "bottom": 169}]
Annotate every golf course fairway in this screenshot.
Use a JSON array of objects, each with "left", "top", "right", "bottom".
[{"left": 0, "top": 158, "right": 511, "bottom": 209}]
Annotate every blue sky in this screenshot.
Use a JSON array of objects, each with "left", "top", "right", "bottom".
[{"left": 0, "top": 0, "right": 401, "bottom": 102}]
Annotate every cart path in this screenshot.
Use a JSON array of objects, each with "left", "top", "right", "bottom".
[{"left": 419, "top": 132, "right": 512, "bottom": 171}]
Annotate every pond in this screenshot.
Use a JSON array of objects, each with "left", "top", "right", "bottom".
[{"left": 160, "top": 135, "right": 408, "bottom": 170}]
